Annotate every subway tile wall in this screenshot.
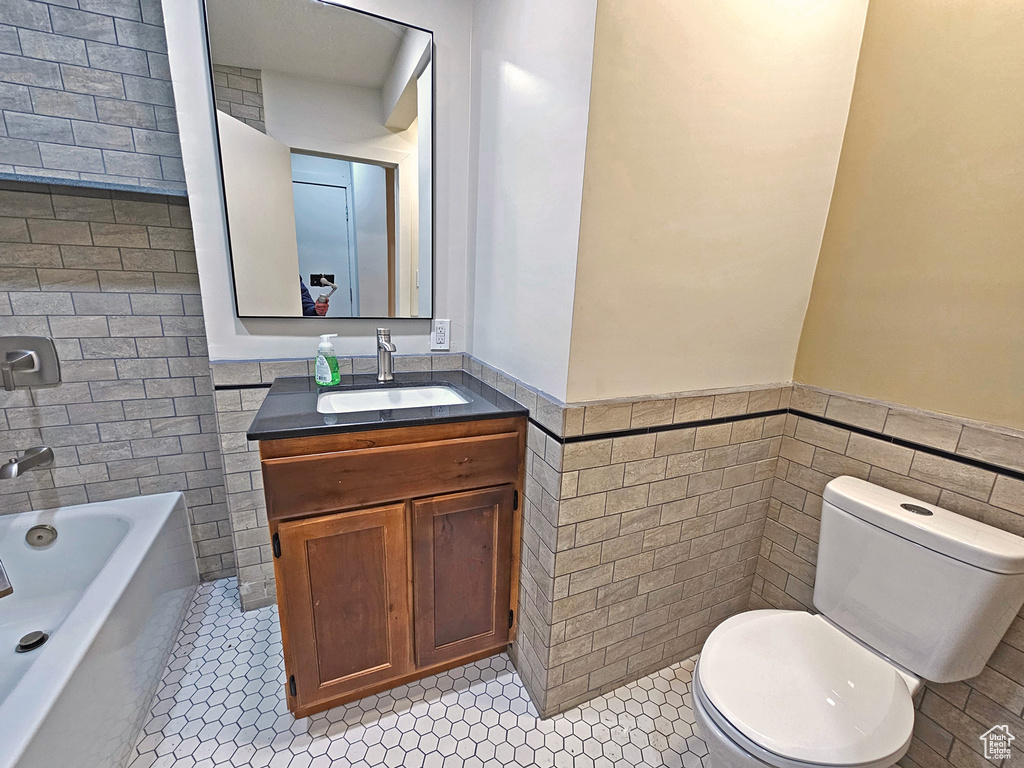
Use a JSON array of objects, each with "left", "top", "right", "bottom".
[
  {"left": 755, "top": 384, "right": 1024, "bottom": 768},
  {"left": 0, "top": 182, "right": 231, "bottom": 579},
  {"left": 211, "top": 63, "right": 265, "bottom": 134},
  {"left": 0, "top": 0, "right": 184, "bottom": 190},
  {"left": 466, "top": 357, "right": 794, "bottom": 717},
  {"left": 511, "top": 384, "right": 790, "bottom": 717}
]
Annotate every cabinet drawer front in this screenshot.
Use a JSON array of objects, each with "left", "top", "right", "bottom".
[{"left": 262, "top": 432, "right": 521, "bottom": 521}]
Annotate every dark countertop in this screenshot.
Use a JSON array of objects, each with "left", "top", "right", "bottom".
[{"left": 246, "top": 370, "right": 527, "bottom": 441}]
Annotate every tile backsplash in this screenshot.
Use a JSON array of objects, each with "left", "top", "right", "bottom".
[{"left": 0, "top": 181, "right": 231, "bottom": 579}]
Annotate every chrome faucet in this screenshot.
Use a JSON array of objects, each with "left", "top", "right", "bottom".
[
  {"left": 376, "top": 328, "right": 396, "bottom": 383},
  {"left": 1, "top": 446, "right": 54, "bottom": 480}
]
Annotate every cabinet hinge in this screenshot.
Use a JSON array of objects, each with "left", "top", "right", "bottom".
[
  {"left": 513, "top": 489, "right": 519, "bottom": 511},
  {"left": 272, "top": 533, "right": 281, "bottom": 558},
  {"left": 509, "top": 609, "right": 514, "bottom": 629},
  {"left": 289, "top": 675, "right": 296, "bottom": 697}
]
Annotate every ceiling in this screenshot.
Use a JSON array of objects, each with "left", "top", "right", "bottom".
[{"left": 206, "top": 0, "right": 410, "bottom": 88}]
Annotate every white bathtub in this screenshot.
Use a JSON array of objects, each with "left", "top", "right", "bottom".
[{"left": 0, "top": 493, "right": 199, "bottom": 768}]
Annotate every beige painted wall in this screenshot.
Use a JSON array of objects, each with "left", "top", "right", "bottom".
[
  {"left": 795, "top": 0, "right": 1024, "bottom": 430},
  {"left": 565, "top": 0, "right": 868, "bottom": 403}
]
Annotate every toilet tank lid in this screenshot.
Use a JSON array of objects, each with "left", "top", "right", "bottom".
[{"left": 824, "top": 476, "right": 1024, "bottom": 574}]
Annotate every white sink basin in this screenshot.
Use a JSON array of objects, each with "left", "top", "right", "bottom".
[{"left": 317, "top": 385, "right": 470, "bottom": 414}]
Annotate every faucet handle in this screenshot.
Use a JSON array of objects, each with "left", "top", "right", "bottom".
[
  {"left": 2, "top": 350, "right": 35, "bottom": 391},
  {"left": 0, "top": 336, "right": 60, "bottom": 391},
  {"left": 377, "top": 328, "right": 391, "bottom": 339}
]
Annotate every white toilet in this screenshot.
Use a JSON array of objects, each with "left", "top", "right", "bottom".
[{"left": 693, "top": 475, "right": 1024, "bottom": 768}]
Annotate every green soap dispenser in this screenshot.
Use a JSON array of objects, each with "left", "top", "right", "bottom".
[{"left": 314, "top": 334, "right": 341, "bottom": 386}]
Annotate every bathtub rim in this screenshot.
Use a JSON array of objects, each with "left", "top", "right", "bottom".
[{"left": 0, "top": 492, "right": 197, "bottom": 768}]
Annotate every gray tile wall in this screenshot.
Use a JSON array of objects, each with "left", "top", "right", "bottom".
[
  {"left": 0, "top": 182, "right": 231, "bottom": 579},
  {"left": 211, "top": 63, "right": 264, "bottom": 134},
  {"left": 407, "top": 356, "right": 791, "bottom": 718},
  {"left": 511, "top": 384, "right": 790, "bottom": 717},
  {"left": 754, "top": 385, "right": 1024, "bottom": 768},
  {"left": 0, "top": 0, "right": 184, "bottom": 191}
]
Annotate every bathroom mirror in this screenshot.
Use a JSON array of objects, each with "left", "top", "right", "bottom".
[{"left": 204, "top": 0, "right": 433, "bottom": 319}]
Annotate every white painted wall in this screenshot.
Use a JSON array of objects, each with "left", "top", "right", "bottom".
[
  {"left": 416, "top": 62, "right": 433, "bottom": 317},
  {"left": 466, "top": 0, "right": 599, "bottom": 402},
  {"left": 398, "top": 117, "right": 418, "bottom": 318},
  {"left": 383, "top": 28, "right": 432, "bottom": 129},
  {"left": 262, "top": 71, "right": 415, "bottom": 165},
  {"left": 162, "top": 0, "right": 472, "bottom": 361}
]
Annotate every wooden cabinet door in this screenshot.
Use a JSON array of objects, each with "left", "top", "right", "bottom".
[
  {"left": 411, "top": 486, "right": 514, "bottom": 666},
  {"left": 275, "top": 504, "right": 412, "bottom": 714}
]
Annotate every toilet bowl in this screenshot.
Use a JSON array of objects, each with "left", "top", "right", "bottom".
[
  {"left": 692, "top": 611, "right": 918, "bottom": 768},
  {"left": 689, "top": 477, "right": 1024, "bottom": 768}
]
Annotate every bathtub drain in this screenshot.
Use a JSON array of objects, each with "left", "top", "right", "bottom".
[
  {"left": 16, "top": 631, "right": 49, "bottom": 653},
  {"left": 25, "top": 525, "right": 57, "bottom": 548}
]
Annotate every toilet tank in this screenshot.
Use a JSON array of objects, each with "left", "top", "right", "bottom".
[{"left": 814, "top": 476, "right": 1024, "bottom": 683}]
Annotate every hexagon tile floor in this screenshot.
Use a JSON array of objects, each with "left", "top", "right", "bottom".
[{"left": 127, "top": 579, "right": 708, "bottom": 768}]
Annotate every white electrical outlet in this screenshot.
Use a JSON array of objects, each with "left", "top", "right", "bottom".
[{"left": 432, "top": 319, "right": 451, "bottom": 350}]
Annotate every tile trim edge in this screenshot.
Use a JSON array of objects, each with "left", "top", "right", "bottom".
[
  {"left": 791, "top": 409, "right": 1024, "bottom": 483},
  {"left": 529, "top": 409, "right": 789, "bottom": 445}
]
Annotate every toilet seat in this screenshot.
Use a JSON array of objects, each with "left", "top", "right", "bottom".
[{"left": 696, "top": 610, "right": 915, "bottom": 768}]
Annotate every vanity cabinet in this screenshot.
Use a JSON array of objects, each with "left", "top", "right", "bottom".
[{"left": 258, "top": 417, "right": 525, "bottom": 717}]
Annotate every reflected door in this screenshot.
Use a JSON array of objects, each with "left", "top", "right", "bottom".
[{"left": 292, "top": 181, "right": 356, "bottom": 316}]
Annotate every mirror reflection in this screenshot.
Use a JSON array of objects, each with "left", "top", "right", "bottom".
[{"left": 205, "top": 0, "right": 433, "bottom": 319}]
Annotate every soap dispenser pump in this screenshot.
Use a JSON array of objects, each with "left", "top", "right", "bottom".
[{"left": 314, "top": 334, "right": 341, "bottom": 386}]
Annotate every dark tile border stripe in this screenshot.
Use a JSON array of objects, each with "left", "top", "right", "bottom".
[
  {"left": 215, "top": 378, "right": 1024, "bottom": 482},
  {"left": 531, "top": 407, "right": 1024, "bottom": 482},
  {"left": 214, "top": 383, "right": 274, "bottom": 391},
  {"left": 530, "top": 409, "right": 789, "bottom": 446},
  {"left": 791, "top": 409, "right": 1024, "bottom": 483}
]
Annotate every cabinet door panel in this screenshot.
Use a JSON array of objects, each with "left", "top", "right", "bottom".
[
  {"left": 432, "top": 505, "right": 498, "bottom": 647},
  {"left": 276, "top": 504, "right": 411, "bottom": 712},
  {"left": 412, "top": 486, "right": 514, "bottom": 666},
  {"left": 305, "top": 527, "right": 391, "bottom": 681}
]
